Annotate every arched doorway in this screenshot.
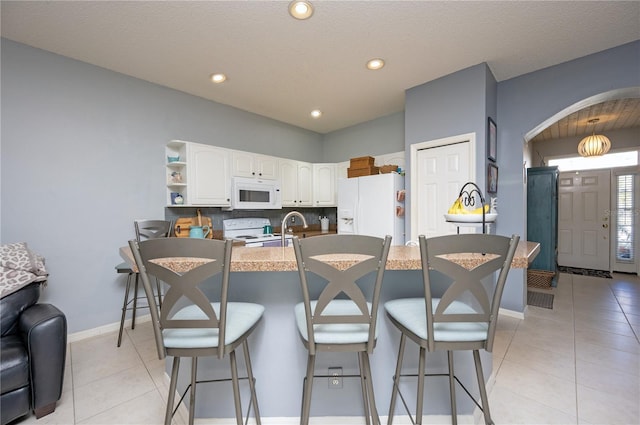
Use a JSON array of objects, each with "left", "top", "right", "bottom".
[{"left": 524, "top": 87, "right": 640, "bottom": 274}]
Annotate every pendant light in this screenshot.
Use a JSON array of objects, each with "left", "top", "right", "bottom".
[{"left": 577, "top": 118, "right": 611, "bottom": 157}]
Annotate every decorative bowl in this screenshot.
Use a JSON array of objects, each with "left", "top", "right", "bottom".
[
  {"left": 167, "top": 156, "right": 180, "bottom": 163},
  {"left": 444, "top": 213, "right": 497, "bottom": 223}
]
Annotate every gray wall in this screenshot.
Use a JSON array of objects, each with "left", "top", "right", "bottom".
[
  {"left": 497, "top": 40, "right": 640, "bottom": 311},
  {"left": 404, "top": 63, "right": 495, "bottom": 254},
  {"left": 322, "top": 111, "right": 405, "bottom": 162},
  {"left": 0, "top": 39, "right": 322, "bottom": 333}
]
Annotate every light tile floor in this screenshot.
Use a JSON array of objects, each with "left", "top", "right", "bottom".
[
  {"left": 16, "top": 272, "right": 639, "bottom": 425},
  {"left": 489, "top": 272, "right": 640, "bottom": 425}
]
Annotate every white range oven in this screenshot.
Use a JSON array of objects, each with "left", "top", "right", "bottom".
[{"left": 223, "top": 217, "right": 293, "bottom": 247}]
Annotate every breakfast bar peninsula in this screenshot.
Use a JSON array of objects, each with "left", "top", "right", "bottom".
[{"left": 119, "top": 241, "right": 539, "bottom": 421}]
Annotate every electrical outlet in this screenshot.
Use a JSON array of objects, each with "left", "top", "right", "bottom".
[{"left": 328, "top": 366, "right": 342, "bottom": 389}]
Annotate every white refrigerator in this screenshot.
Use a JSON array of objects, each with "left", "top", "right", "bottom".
[{"left": 337, "top": 173, "right": 405, "bottom": 245}]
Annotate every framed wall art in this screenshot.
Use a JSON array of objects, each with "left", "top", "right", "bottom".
[
  {"left": 487, "top": 163, "right": 498, "bottom": 194},
  {"left": 487, "top": 117, "right": 497, "bottom": 162}
]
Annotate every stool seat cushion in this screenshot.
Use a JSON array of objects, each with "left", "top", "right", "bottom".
[
  {"left": 163, "top": 302, "right": 264, "bottom": 348},
  {"left": 295, "top": 300, "right": 377, "bottom": 344},
  {"left": 385, "top": 298, "right": 488, "bottom": 342}
]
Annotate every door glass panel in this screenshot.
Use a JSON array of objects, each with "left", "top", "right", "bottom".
[{"left": 616, "top": 174, "right": 634, "bottom": 262}]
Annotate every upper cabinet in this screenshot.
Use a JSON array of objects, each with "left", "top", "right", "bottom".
[
  {"left": 166, "top": 141, "right": 231, "bottom": 207},
  {"left": 313, "top": 163, "right": 337, "bottom": 207},
  {"left": 166, "top": 140, "right": 399, "bottom": 208},
  {"left": 231, "top": 151, "right": 279, "bottom": 180},
  {"left": 166, "top": 141, "right": 188, "bottom": 205},
  {"left": 188, "top": 143, "right": 231, "bottom": 206},
  {"left": 279, "top": 159, "right": 313, "bottom": 207}
]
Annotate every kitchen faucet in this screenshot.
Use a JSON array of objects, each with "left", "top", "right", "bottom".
[{"left": 281, "top": 211, "right": 308, "bottom": 247}]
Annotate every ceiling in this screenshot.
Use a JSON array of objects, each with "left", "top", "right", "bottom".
[
  {"left": 1, "top": 1, "right": 639, "bottom": 134},
  {"left": 529, "top": 98, "right": 640, "bottom": 144}
]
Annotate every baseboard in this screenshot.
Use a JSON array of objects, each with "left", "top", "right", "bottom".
[
  {"left": 194, "top": 415, "right": 473, "bottom": 424},
  {"left": 66, "top": 314, "right": 152, "bottom": 343},
  {"left": 498, "top": 307, "right": 524, "bottom": 320}
]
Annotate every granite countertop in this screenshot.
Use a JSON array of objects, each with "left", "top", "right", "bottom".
[{"left": 120, "top": 240, "right": 539, "bottom": 273}]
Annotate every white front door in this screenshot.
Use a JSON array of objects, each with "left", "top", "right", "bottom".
[
  {"left": 558, "top": 169, "right": 611, "bottom": 270},
  {"left": 412, "top": 136, "right": 473, "bottom": 240}
]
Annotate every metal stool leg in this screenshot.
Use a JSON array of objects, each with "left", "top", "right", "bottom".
[
  {"left": 388, "top": 334, "right": 407, "bottom": 425},
  {"left": 416, "top": 346, "right": 426, "bottom": 425},
  {"left": 117, "top": 272, "right": 133, "bottom": 347},
  {"left": 301, "top": 353, "right": 315, "bottom": 425},
  {"left": 448, "top": 351, "right": 457, "bottom": 425},
  {"left": 243, "top": 340, "right": 262, "bottom": 425},
  {"left": 361, "top": 352, "right": 380, "bottom": 425},
  {"left": 359, "top": 352, "right": 371, "bottom": 425},
  {"left": 165, "top": 357, "right": 180, "bottom": 425},
  {"left": 230, "top": 350, "right": 243, "bottom": 425},
  {"left": 473, "top": 350, "right": 494, "bottom": 425},
  {"left": 131, "top": 273, "right": 139, "bottom": 330}
]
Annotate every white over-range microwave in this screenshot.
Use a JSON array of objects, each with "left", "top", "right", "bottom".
[{"left": 230, "top": 176, "right": 282, "bottom": 210}]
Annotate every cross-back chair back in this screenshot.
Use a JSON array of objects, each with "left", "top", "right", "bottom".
[
  {"left": 293, "top": 234, "right": 392, "bottom": 425},
  {"left": 294, "top": 234, "right": 392, "bottom": 354},
  {"left": 419, "top": 233, "right": 519, "bottom": 352},
  {"left": 128, "top": 237, "right": 262, "bottom": 425},
  {"left": 134, "top": 219, "right": 172, "bottom": 241},
  {"left": 385, "top": 233, "right": 520, "bottom": 425}
]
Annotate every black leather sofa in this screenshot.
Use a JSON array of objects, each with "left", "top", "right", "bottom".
[{"left": 0, "top": 282, "right": 66, "bottom": 425}]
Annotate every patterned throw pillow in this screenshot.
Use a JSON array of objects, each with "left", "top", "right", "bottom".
[{"left": 0, "top": 242, "right": 48, "bottom": 299}]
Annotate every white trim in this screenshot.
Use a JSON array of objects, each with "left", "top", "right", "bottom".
[
  {"left": 499, "top": 307, "right": 525, "bottom": 320},
  {"left": 410, "top": 133, "right": 477, "bottom": 242},
  {"left": 194, "top": 415, "right": 474, "bottom": 424},
  {"left": 66, "top": 314, "right": 151, "bottom": 343}
]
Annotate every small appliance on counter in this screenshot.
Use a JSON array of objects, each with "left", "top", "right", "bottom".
[
  {"left": 223, "top": 217, "right": 293, "bottom": 247},
  {"left": 320, "top": 216, "right": 329, "bottom": 233}
]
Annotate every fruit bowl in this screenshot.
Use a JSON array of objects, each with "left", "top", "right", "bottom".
[{"left": 444, "top": 213, "right": 497, "bottom": 223}]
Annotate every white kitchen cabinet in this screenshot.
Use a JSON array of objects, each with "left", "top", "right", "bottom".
[
  {"left": 187, "top": 143, "right": 231, "bottom": 206},
  {"left": 313, "top": 163, "right": 337, "bottom": 206},
  {"left": 231, "top": 151, "right": 279, "bottom": 179},
  {"left": 166, "top": 140, "right": 188, "bottom": 206},
  {"left": 279, "top": 159, "right": 313, "bottom": 207}
]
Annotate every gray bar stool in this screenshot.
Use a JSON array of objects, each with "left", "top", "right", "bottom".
[
  {"left": 115, "top": 219, "right": 172, "bottom": 347},
  {"left": 129, "top": 237, "right": 263, "bottom": 425},
  {"left": 385, "top": 233, "right": 519, "bottom": 425},
  {"left": 292, "top": 234, "right": 392, "bottom": 425}
]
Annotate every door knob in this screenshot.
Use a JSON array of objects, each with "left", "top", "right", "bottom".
[{"left": 602, "top": 223, "right": 609, "bottom": 228}]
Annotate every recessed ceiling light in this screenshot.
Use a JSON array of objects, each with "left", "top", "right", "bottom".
[
  {"left": 366, "top": 58, "right": 385, "bottom": 70},
  {"left": 210, "top": 73, "right": 227, "bottom": 84},
  {"left": 310, "top": 109, "right": 322, "bottom": 118},
  {"left": 289, "top": 1, "right": 314, "bottom": 20}
]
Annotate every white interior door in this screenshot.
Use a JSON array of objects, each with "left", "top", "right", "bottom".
[
  {"left": 557, "top": 169, "right": 611, "bottom": 270},
  {"left": 414, "top": 140, "right": 472, "bottom": 239}
]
